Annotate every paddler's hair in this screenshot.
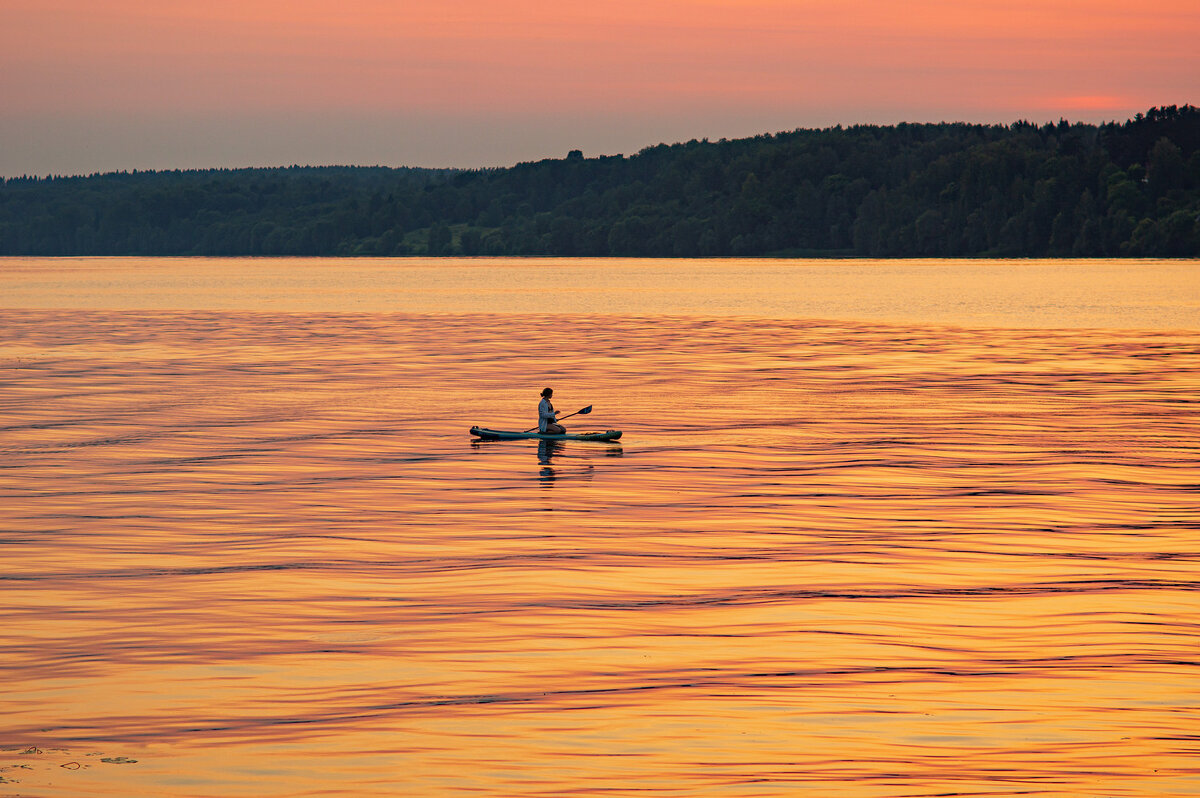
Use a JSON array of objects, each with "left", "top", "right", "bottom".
[{"left": 541, "top": 387, "right": 553, "bottom": 397}]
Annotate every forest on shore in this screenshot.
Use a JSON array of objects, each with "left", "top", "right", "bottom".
[{"left": 2, "top": 105, "right": 1198, "bottom": 258}]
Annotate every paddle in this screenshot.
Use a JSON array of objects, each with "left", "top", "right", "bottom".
[{"left": 524, "top": 405, "right": 592, "bottom": 433}]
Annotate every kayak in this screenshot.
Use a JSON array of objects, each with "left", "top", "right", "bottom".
[{"left": 470, "top": 426, "right": 622, "bottom": 442}]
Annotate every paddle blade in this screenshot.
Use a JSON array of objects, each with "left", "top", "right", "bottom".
[{"left": 578, "top": 405, "right": 593, "bottom": 415}]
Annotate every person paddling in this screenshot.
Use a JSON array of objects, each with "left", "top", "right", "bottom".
[{"left": 538, "top": 387, "right": 566, "bottom": 434}]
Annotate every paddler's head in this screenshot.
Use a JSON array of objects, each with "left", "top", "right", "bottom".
[{"left": 541, "top": 387, "right": 553, "bottom": 398}]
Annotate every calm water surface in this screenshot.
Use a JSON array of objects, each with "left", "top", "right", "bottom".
[{"left": 2, "top": 258, "right": 1199, "bottom": 796}]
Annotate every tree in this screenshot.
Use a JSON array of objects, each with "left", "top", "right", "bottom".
[
  {"left": 427, "top": 223, "right": 452, "bottom": 255},
  {"left": 1147, "top": 137, "right": 1185, "bottom": 198}
]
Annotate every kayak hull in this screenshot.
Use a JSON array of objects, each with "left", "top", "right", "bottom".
[{"left": 470, "top": 426, "right": 622, "bottom": 442}]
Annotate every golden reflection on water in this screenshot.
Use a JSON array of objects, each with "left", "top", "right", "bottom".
[
  {"left": 3, "top": 256, "right": 1200, "bottom": 329},
  {"left": 2, "top": 276, "right": 1200, "bottom": 795}
]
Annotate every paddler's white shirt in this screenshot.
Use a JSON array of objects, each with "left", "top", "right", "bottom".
[{"left": 538, "top": 397, "right": 557, "bottom": 432}]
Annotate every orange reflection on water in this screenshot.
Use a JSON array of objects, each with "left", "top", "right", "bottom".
[{"left": 2, "top": 293, "right": 1199, "bottom": 795}]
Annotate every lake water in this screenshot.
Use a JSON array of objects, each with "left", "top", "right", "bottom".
[{"left": 2, "top": 257, "right": 1199, "bottom": 796}]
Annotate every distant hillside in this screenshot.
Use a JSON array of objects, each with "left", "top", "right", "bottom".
[{"left": 2, "top": 106, "right": 1198, "bottom": 257}]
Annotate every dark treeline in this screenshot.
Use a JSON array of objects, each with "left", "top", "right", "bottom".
[{"left": 3, "top": 105, "right": 1199, "bottom": 257}]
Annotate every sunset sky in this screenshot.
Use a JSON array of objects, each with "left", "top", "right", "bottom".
[{"left": 3, "top": 0, "right": 1197, "bottom": 176}]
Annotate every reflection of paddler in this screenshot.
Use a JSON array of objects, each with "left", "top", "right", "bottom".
[
  {"left": 537, "top": 438, "right": 562, "bottom": 465},
  {"left": 538, "top": 387, "right": 565, "bottom": 435},
  {"left": 538, "top": 439, "right": 560, "bottom": 485},
  {"left": 537, "top": 438, "right": 597, "bottom": 486}
]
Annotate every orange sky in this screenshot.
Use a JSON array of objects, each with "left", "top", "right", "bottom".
[{"left": 2, "top": 0, "right": 1198, "bottom": 175}]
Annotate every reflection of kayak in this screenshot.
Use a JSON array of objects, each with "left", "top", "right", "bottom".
[{"left": 470, "top": 427, "right": 622, "bottom": 442}]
